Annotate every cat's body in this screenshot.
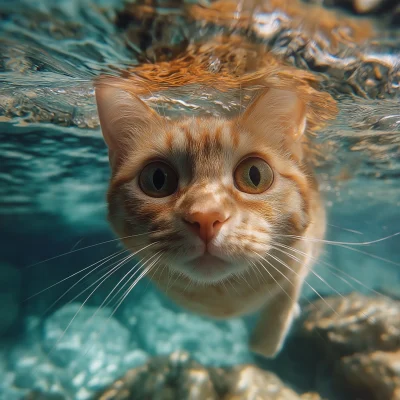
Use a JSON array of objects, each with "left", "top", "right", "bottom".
[{"left": 95, "top": 37, "right": 336, "bottom": 357}]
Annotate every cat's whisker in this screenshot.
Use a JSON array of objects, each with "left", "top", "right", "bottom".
[
  {"left": 251, "top": 258, "right": 295, "bottom": 302},
  {"left": 325, "top": 263, "right": 387, "bottom": 297},
  {"left": 227, "top": 277, "right": 240, "bottom": 296},
  {"left": 183, "top": 274, "right": 195, "bottom": 293},
  {"left": 272, "top": 242, "right": 356, "bottom": 292},
  {"left": 332, "top": 244, "right": 399, "bottom": 267},
  {"left": 274, "top": 232, "right": 399, "bottom": 248},
  {"left": 100, "top": 251, "right": 162, "bottom": 312},
  {"left": 272, "top": 241, "right": 388, "bottom": 298},
  {"left": 327, "top": 223, "right": 363, "bottom": 235},
  {"left": 46, "top": 252, "right": 136, "bottom": 357},
  {"left": 51, "top": 253, "right": 132, "bottom": 314},
  {"left": 168, "top": 269, "right": 184, "bottom": 292},
  {"left": 70, "top": 238, "right": 85, "bottom": 251},
  {"left": 110, "top": 253, "right": 164, "bottom": 318},
  {"left": 254, "top": 254, "right": 322, "bottom": 316},
  {"left": 220, "top": 279, "right": 232, "bottom": 296},
  {"left": 24, "top": 249, "right": 126, "bottom": 302},
  {"left": 262, "top": 251, "right": 341, "bottom": 317},
  {"left": 81, "top": 254, "right": 165, "bottom": 359},
  {"left": 270, "top": 246, "right": 345, "bottom": 300},
  {"left": 270, "top": 244, "right": 386, "bottom": 324},
  {"left": 46, "top": 243, "right": 158, "bottom": 356},
  {"left": 275, "top": 232, "right": 400, "bottom": 266},
  {"left": 248, "top": 259, "right": 266, "bottom": 284},
  {"left": 143, "top": 257, "right": 164, "bottom": 293},
  {"left": 247, "top": 262, "right": 263, "bottom": 289},
  {"left": 237, "top": 270, "right": 257, "bottom": 293},
  {"left": 25, "top": 230, "right": 161, "bottom": 269},
  {"left": 40, "top": 242, "right": 157, "bottom": 316}
]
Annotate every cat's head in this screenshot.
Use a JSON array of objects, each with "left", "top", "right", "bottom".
[{"left": 96, "top": 83, "right": 318, "bottom": 284}]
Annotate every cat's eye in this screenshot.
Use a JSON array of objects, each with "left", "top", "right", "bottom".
[
  {"left": 139, "top": 161, "right": 178, "bottom": 198},
  {"left": 234, "top": 157, "right": 274, "bottom": 194}
]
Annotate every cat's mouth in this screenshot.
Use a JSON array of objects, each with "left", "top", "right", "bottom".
[
  {"left": 186, "top": 253, "right": 230, "bottom": 271},
  {"left": 177, "top": 249, "right": 244, "bottom": 283}
]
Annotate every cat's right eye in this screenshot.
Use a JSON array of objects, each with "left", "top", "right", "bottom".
[
  {"left": 234, "top": 157, "right": 274, "bottom": 194},
  {"left": 139, "top": 161, "right": 178, "bottom": 198}
]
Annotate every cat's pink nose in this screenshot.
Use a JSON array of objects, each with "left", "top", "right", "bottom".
[{"left": 184, "top": 212, "right": 229, "bottom": 243}]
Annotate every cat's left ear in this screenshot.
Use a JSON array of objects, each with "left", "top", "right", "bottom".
[
  {"left": 239, "top": 88, "right": 307, "bottom": 157},
  {"left": 95, "top": 84, "right": 161, "bottom": 168}
]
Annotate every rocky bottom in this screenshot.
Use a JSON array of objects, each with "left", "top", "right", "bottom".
[
  {"left": 95, "top": 352, "right": 321, "bottom": 400},
  {"left": 95, "top": 293, "right": 400, "bottom": 400},
  {"left": 2, "top": 292, "right": 400, "bottom": 400}
]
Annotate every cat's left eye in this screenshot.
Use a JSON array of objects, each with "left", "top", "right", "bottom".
[
  {"left": 139, "top": 161, "right": 178, "bottom": 198},
  {"left": 234, "top": 157, "right": 274, "bottom": 194}
]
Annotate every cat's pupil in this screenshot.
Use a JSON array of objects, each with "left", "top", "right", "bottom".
[
  {"left": 249, "top": 165, "right": 261, "bottom": 186},
  {"left": 153, "top": 168, "right": 166, "bottom": 190}
]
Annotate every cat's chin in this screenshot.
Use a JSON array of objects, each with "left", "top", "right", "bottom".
[{"left": 178, "top": 253, "right": 238, "bottom": 284}]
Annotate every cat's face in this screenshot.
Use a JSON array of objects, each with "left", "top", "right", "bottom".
[{"left": 96, "top": 83, "right": 314, "bottom": 284}]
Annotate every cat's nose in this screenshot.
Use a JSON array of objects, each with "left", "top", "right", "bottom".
[{"left": 183, "top": 212, "right": 229, "bottom": 243}]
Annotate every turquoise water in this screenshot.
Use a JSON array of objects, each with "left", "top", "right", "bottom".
[{"left": 0, "top": 1, "right": 399, "bottom": 399}]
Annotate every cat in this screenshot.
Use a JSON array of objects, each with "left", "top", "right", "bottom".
[
  {"left": 95, "top": 76, "right": 331, "bottom": 358},
  {"left": 93, "top": 23, "right": 342, "bottom": 357}
]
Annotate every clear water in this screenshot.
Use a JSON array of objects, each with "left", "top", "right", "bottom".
[{"left": 0, "top": 0, "right": 399, "bottom": 399}]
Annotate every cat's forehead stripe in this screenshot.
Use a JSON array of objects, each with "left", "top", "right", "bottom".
[
  {"left": 165, "top": 130, "right": 173, "bottom": 151},
  {"left": 167, "top": 119, "right": 239, "bottom": 155},
  {"left": 230, "top": 124, "right": 240, "bottom": 149}
]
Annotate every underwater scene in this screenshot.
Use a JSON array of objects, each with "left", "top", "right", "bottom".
[{"left": 1, "top": 0, "right": 399, "bottom": 399}]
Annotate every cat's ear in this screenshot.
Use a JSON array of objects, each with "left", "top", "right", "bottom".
[
  {"left": 95, "top": 85, "right": 161, "bottom": 167},
  {"left": 239, "top": 88, "right": 307, "bottom": 155}
]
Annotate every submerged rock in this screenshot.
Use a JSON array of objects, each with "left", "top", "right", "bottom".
[
  {"left": 301, "top": 293, "right": 400, "bottom": 354},
  {"left": 353, "top": 0, "right": 384, "bottom": 13},
  {"left": 339, "top": 350, "right": 400, "bottom": 400},
  {"left": 2, "top": 304, "right": 146, "bottom": 400},
  {"left": 299, "top": 293, "right": 400, "bottom": 400},
  {"left": 311, "top": 0, "right": 394, "bottom": 14},
  {"left": 43, "top": 303, "right": 130, "bottom": 370},
  {"left": 95, "top": 351, "right": 321, "bottom": 400},
  {"left": 124, "top": 290, "right": 252, "bottom": 366}
]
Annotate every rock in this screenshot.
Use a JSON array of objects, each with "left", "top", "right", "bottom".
[
  {"left": 339, "top": 350, "right": 400, "bottom": 400},
  {"left": 1, "top": 304, "right": 147, "bottom": 400},
  {"left": 96, "top": 351, "right": 321, "bottom": 400},
  {"left": 353, "top": 0, "right": 384, "bottom": 13},
  {"left": 297, "top": 293, "right": 400, "bottom": 399},
  {"left": 218, "top": 365, "right": 311, "bottom": 400},
  {"left": 95, "top": 351, "right": 218, "bottom": 400},
  {"left": 301, "top": 394, "right": 325, "bottom": 400},
  {"left": 42, "top": 303, "right": 130, "bottom": 369},
  {"left": 0, "top": 263, "right": 21, "bottom": 336},
  {"left": 301, "top": 293, "right": 400, "bottom": 355}
]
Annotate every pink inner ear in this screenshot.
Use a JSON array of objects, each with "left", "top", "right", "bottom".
[
  {"left": 95, "top": 84, "right": 161, "bottom": 158},
  {"left": 240, "top": 88, "right": 307, "bottom": 142}
]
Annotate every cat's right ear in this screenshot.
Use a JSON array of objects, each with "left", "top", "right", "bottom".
[{"left": 95, "top": 85, "right": 161, "bottom": 168}]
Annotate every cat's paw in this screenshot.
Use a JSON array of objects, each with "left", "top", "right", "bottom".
[
  {"left": 249, "top": 335, "right": 283, "bottom": 359},
  {"left": 249, "top": 303, "right": 300, "bottom": 358}
]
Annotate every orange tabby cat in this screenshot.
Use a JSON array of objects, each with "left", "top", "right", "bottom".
[{"left": 95, "top": 36, "right": 336, "bottom": 356}]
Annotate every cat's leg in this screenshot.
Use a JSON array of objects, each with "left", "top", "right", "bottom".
[{"left": 249, "top": 279, "right": 302, "bottom": 358}]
